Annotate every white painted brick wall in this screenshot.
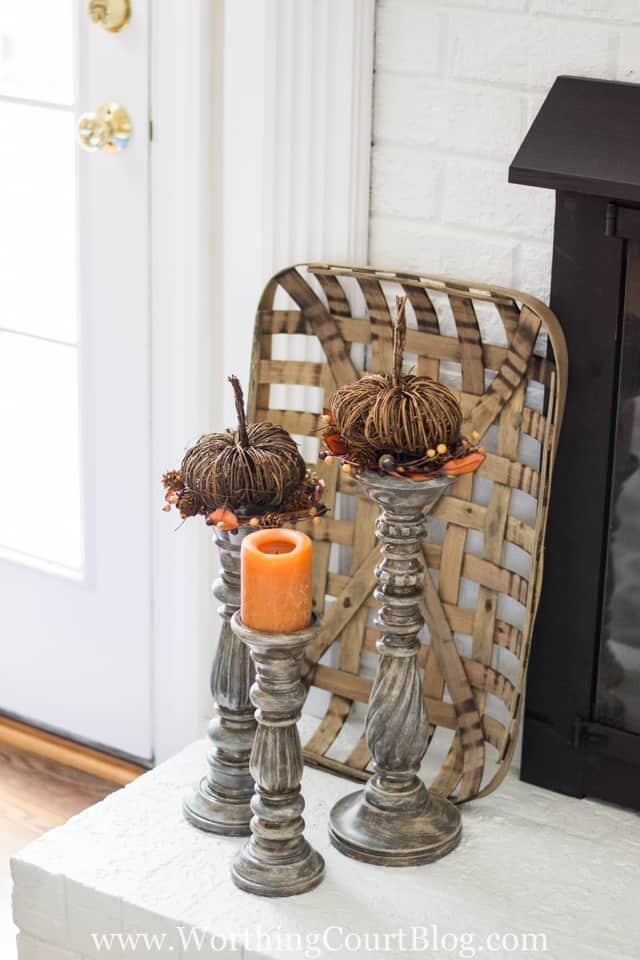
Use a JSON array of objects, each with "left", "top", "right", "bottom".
[{"left": 370, "top": 0, "right": 639, "bottom": 300}]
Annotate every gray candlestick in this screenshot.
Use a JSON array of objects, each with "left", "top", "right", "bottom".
[
  {"left": 183, "top": 527, "right": 256, "bottom": 835},
  {"left": 230, "top": 612, "right": 325, "bottom": 897},
  {"left": 329, "top": 471, "right": 462, "bottom": 866}
]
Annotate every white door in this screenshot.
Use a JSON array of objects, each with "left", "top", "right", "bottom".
[{"left": 0, "top": 1, "right": 152, "bottom": 759}]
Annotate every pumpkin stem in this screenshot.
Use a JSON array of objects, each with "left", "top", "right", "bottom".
[
  {"left": 228, "top": 375, "right": 250, "bottom": 447},
  {"left": 393, "top": 295, "right": 408, "bottom": 387}
]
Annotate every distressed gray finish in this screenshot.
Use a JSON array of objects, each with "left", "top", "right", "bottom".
[
  {"left": 230, "top": 612, "right": 325, "bottom": 897},
  {"left": 329, "top": 472, "right": 462, "bottom": 866},
  {"left": 183, "top": 528, "right": 256, "bottom": 835}
]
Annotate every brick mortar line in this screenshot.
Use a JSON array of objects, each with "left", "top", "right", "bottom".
[
  {"left": 380, "top": 0, "right": 637, "bottom": 30},
  {"left": 371, "top": 139, "right": 526, "bottom": 164},
  {"left": 373, "top": 67, "right": 622, "bottom": 96},
  {"left": 372, "top": 142, "right": 534, "bottom": 168},
  {"left": 370, "top": 213, "right": 552, "bottom": 248},
  {"left": 431, "top": 3, "right": 637, "bottom": 29}
]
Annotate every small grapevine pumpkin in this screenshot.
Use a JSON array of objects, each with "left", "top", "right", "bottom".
[
  {"left": 179, "top": 376, "right": 306, "bottom": 513},
  {"left": 329, "top": 297, "right": 462, "bottom": 460}
]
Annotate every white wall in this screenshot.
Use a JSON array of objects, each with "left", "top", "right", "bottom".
[{"left": 370, "top": 0, "right": 640, "bottom": 301}]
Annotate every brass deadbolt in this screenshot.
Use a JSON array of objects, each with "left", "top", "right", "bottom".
[{"left": 88, "top": 0, "right": 130, "bottom": 32}]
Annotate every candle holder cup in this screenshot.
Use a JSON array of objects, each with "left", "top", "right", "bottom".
[
  {"left": 183, "top": 527, "right": 256, "bottom": 835},
  {"left": 329, "top": 472, "right": 462, "bottom": 866},
  {"left": 230, "top": 612, "right": 325, "bottom": 898}
]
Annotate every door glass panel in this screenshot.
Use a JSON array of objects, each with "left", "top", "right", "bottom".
[
  {"left": 0, "top": 102, "right": 77, "bottom": 343},
  {"left": 0, "top": 1, "right": 74, "bottom": 105},
  {"left": 0, "top": 333, "right": 82, "bottom": 569},
  {"left": 0, "top": 3, "right": 80, "bottom": 573}
]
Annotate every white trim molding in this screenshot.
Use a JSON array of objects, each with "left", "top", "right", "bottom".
[
  {"left": 150, "top": 0, "right": 224, "bottom": 761},
  {"left": 222, "top": 0, "right": 376, "bottom": 423},
  {"left": 150, "top": 0, "right": 375, "bottom": 760}
]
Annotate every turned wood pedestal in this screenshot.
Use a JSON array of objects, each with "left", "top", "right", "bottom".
[
  {"left": 329, "top": 472, "right": 462, "bottom": 866},
  {"left": 230, "top": 613, "right": 325, "bottom": 897},
  {"left": 183, "top": 528, "right": 256, "bottom": 836}
]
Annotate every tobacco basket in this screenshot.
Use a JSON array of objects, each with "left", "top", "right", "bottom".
[{"left": 247, "top": 262, "right": 567, "bottom": 802}]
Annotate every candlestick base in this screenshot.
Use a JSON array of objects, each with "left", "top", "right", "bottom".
[
  {"left": 232, "top": 838, "right": 325, "bottom": 898},
  {"left": 183, "top": 757, "right": 254, "bottom": 836},
  {"left": 183, "top": 789, "right": 252, "bottom": 836},
  {"left": 329, "top": 782, "right": 461, "bottom": 867}
]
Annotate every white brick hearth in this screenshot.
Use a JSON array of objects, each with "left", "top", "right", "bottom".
[{"left": 11, "top": 739, "right": 640, "bottom": 960}]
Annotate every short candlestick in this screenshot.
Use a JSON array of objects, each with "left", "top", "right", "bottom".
[{"left": 230, "top": 612, "right": 325, "bottom": 897}]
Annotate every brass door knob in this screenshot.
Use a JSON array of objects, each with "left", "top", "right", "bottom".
[
  {"left": 88, "top": 0, "right": 130, "bottom": 32},
  {"left": 77, "top": 103, "right": 132, "bottom": 153}
]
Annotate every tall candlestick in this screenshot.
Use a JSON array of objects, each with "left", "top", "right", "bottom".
[
  {"left": 183, "top": 527, "right": 256, "bottom": 835},
  {"left": 329, "top": 472, "right": 462, "bottom": 866},
  {"left": 165, "top": 374, "right": 324, "bottom": 836}
]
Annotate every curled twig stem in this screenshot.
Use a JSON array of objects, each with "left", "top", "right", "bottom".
[
  {"left": 228, "top": 375, "right": 250, "bottom": 447},
  {"left": 393, "top": 295, "right": 408, "bottom": 387}
]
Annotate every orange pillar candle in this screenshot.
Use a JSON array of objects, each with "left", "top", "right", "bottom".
[{"left": 241, "top": 529, "right": 313, "bottom": 634}]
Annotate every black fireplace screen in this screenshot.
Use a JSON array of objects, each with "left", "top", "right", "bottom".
[
  {"left": 509, "top": 77, "right": 640, "bottom": 810},
  {"left": 597, "top": 241, "right": 640, "bottom": 737}
]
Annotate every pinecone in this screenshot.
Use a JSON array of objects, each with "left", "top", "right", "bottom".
[
  {"left": 283, "top": 486, "right": 311, "bottom": 512},
  {"left": 260, "top": 512, "right": 283, "bottom": 528},
  {"left": 162, "top": 469, "right": 184, "bottom": 491},
  {"left": 177, "top": 490, "right": 202, "bottom": 518}
]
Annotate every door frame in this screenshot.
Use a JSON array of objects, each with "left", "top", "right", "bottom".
[{"left": 150, "top": 0, "right": 376, "bottom": 761}]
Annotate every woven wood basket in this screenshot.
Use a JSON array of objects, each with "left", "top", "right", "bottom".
[{"left": 247, "top": 263, "right": 567, "bottom": 802}]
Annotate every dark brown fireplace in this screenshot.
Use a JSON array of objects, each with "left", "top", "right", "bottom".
[{"left": 510, "top": 76, "right": 640, "bottom": 809}]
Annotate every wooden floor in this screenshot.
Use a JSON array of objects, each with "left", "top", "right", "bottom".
[
  {"left": 0, "top": 741, "right": 120, "bottom": 859},
  {"left": 0, "top": 741, "right": 122, "bottom": 958}
]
